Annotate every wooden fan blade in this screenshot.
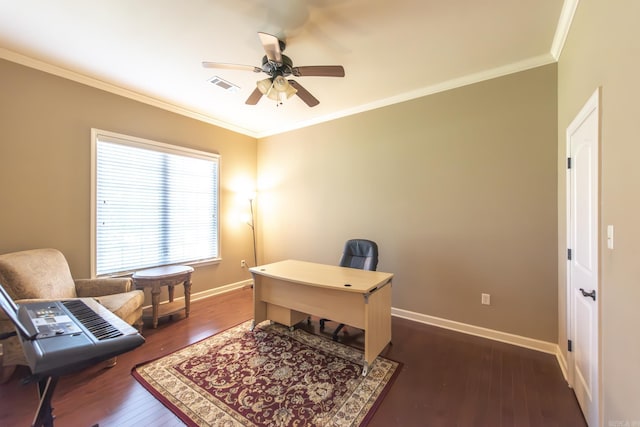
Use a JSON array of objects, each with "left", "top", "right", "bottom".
[
  {"left": 292, "top": 65, "right": 345, "bottom": 77},
  {"left": 288, "top": 80, "right": 319, "bottom": 107},
  {"left": 245, "top": 87, "right": 263, "bottom": 105},
  {"left": 202, "top": 62, "right": 261, "bottom": 73},
  {"left": 258, "top": 32, "right": 283, "bottom": 65}
]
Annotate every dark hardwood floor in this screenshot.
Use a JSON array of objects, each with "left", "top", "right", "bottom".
[{"left": 0, "top": 287, "right": 586, "bottom": 426}]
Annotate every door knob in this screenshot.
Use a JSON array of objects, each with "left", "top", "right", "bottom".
[{"left": 579, "top": 288, "right": 596, "bottom": 301}]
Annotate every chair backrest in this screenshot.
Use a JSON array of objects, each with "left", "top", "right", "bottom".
[
  {"left": 339, "top": 239, "right": 378, "bottom": 271},
  {"left": 0, "top": 248, "right": 78, "bottom": 300}
]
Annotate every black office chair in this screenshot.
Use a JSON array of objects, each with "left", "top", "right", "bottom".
[{"left": 320, "top": 239, "right": 379, "bottom": 341}]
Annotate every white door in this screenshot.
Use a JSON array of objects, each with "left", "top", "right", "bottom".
[{"left": 567, "top": 88, "right": 600, "bottom": 426}]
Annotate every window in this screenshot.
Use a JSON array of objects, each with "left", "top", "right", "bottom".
[{"left": 91, "top": 129, "right": 219, "bottom": 277}]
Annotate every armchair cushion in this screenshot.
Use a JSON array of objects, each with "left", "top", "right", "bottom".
[
  {"left": 95, "top": 292, "right": 144, "bottom": 326},
  {"left": 75, "top": 277, "right": 133, "bottom": 297}
]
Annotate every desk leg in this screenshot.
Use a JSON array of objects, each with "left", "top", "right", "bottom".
[
  {"left": 151, "top": 285, "right": 161, "bottom": 328},
  {"left": 363, "top": 281, "right": 392, "bottom": 376},
  {"left": 362, "top": 362, "right": 369, "bottom": 377},
  {"left": 184, "top": 279, "right": 192, "bottom": 318},
  {"left": 252, "top": 275, "right": 267, "bottom": 331}
]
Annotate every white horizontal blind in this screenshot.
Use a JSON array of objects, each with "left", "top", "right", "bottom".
[{"left": 93, "top": 131, "right": 219, "bottom": 276}]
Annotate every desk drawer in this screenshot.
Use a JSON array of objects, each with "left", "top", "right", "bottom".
[{"left": 266, "top": 304, "right": 308, "bottom": 327}]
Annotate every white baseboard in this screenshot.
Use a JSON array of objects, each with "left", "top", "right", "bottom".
[
  {"left": 392, "top": 307, "right": 561, "bottom": 357},
  {"left": 141, "top": 279, "right": 252, "bottom": 310},
  {"left": 556, "top": 347, "right": 570, "bottom": 383},
  {"left": 393, "top": 307, "right": 569, "bottom": 382},
  {"left": 143, "top": 285, "right": 570, "bottom": 382},
  {"left": 190, "top": 279, "right": 253, "bottom": 302}
]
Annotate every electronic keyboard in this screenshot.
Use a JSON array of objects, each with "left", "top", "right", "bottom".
[
  {"left": 16, "top": 298, "right": 144, "bottom": 376},
  {"left": 0, "top": 284, "right": 145, "bottom": 427}
]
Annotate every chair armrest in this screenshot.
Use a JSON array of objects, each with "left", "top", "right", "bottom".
[
  {"left": 0, "top": 312, "right": 15, "bottom": 334},
  {"left": 74, "top": 278, "right": 133, "bottom": 297}
]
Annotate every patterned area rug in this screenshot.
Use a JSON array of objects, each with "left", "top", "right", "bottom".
[{"left": 132, "top": 321, "right": 400, "bottom": 426}]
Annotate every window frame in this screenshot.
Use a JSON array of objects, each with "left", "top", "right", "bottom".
[{"left": 90, "top": 128, "right": 221, "bottom": 278}]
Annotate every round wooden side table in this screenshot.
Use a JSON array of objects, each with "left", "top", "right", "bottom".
[{"left": 132, "top": 265, "right": 194, "bottom": 329}]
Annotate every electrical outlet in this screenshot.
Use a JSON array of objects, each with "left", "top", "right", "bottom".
[
  {"left": 240, "top": 260, "right": 247, "bottom": 268},
  {"left": 481, "top": 293, "right": 491, "bottom": 305}
]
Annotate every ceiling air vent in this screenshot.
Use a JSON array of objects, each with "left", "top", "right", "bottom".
[{"left": 208, "top": 76, "right": 240, "bottom": 93}]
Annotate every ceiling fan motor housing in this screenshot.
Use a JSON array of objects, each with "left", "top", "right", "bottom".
[{"left": 261, "top": 54, "right": 293, "bottom": 78}]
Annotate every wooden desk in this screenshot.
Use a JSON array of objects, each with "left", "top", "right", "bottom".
[
  {"left": 249, "top": 259, "right": 393, "bottom": 375},
  {"left": 132, "top": 265, "right": 194, "bottom": 329}
]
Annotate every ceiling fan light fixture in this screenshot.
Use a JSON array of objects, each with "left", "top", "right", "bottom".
[
  {"left": 273, "top": 75, "right": 296, "bottom": 99},
  {"left": 282, "top": 85, "right": 298, "bottom": 101},
  {"left": 266, "top": 91, "right": 280, "bottom": 102},
  {"left": 256, "top": 78, "right": 273, "bottom": 95},
  {"left": 256, "top": 75, "right": 297, "bottom": 105},
  {"left": 257, "top": 78, "right": 280, "bottom": 102},
  {"left": 273, "top": 76, "right": 291, "bottom": 92}
]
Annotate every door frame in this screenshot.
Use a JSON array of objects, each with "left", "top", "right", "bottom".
[{"left": 565, "top": 87, "right": 600, "bottom": 425}]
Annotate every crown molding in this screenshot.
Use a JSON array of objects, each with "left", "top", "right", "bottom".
[
  {"left": 551, "top": 0, "right": 580, "bottom": 60},
  {"left": 3, "top": 4, "right": 573, "bottom": 142},
  {"left": 257, "top": 53, "right": 557, "bottom": 138},
  {"left": 0, "top": 47, "right": 260, "bottom": 138}
]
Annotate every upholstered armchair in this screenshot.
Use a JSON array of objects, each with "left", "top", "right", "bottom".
[{"left": 0, "top": 248, "right": 144, "bottom": 382}]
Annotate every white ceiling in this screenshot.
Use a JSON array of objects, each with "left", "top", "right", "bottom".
[{"left": 0, "top": 1, "right": 575, "bottom": 138}]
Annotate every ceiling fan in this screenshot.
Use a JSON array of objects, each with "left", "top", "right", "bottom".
[{"left": 202, "top": 32, "right": 345, "bottom": 107}]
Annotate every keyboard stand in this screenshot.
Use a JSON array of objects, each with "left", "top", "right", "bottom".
[{"left": 31, "top": 375, "right": 58, "bottom": 427}]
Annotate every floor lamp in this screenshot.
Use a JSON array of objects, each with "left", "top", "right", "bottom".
[{"left": 248, "top": 197, "right": 257, "bottom": 267}]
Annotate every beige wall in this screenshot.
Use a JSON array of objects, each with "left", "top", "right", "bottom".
[
  {"left": 9, "top": 7, "right": 639, "bottom": 418},
  {"left": 558, "top": 0, "right": 640, "bottom": 424},
  {"left": 0, "top": 59, "right": 257, "bottom": 298},
  {"left": 9, "top": 13, "right": 629, "bottom": 415},
  {"left": 258, "top": 64, "right": 558, "bottom": 342}
]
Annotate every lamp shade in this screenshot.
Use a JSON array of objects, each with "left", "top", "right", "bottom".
[
  {"left": 257, "top": 78, "right": 273, "bottom": 95},
  {"left": 273, "top": 76, "right": 297, "bottom": 99}
]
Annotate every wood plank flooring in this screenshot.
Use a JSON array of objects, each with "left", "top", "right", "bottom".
[{"left": 0, "top": 287, "right": 586, "bottom": 426}]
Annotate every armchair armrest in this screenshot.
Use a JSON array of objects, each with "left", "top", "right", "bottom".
[{"left": 74, "top": 278, "right": 133, "bottom": 297}]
